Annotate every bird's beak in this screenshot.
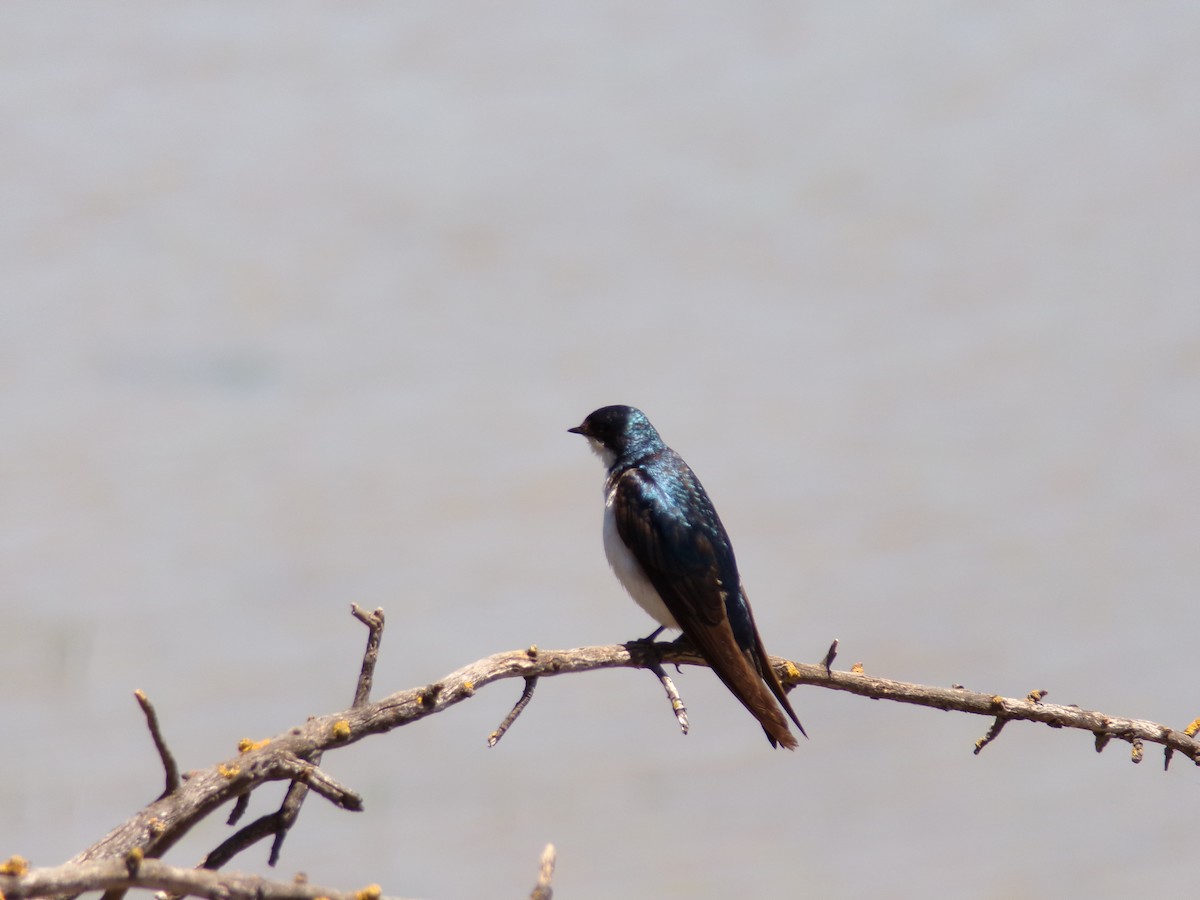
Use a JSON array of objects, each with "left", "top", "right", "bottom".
[{"left": 567, "top": 424, "right": 586, "bottom": 435}]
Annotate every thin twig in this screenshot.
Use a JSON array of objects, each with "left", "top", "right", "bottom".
[
  {"left": 134, "top": 689, "right": 180, "bottom": 799},
  {"left": 273, "top": 753, "right": 361, "bottom": 809},
  {"left": 267, "top": 782, "right": 309, "bottom": 867},
  {"left": 646, "top": 661, "right": 689, "bottom": 736},
  {"left": 974, "top": 717, "right": 1007, "bottom": 754},
  {"left": 203, "top": 809, "right": 287, "bottom": 871},
  {"left": 226, "top": 793, "right": 251, "bottom": 827},
  {"left": 489, "top": 677, "right": 539, "bottom": 747},
  {"left": 821, "top": 639, "right": 839, "bottom": 676},
  {"left": 350, "top": 604, "right": 386, "bottom": 708},
  {"left": 529, "top": 843, "right": 556, "bottom": 900}
]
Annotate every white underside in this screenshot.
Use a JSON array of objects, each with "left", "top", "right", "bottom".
[{"left": 603, "top": 482, "right": 680, "bottom": 630}]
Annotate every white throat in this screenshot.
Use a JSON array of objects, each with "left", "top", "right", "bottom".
[{"left": 585, "top": 436, "right": 617, "bottom": 470}]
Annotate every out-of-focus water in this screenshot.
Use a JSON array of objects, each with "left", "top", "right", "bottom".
[{"left": 3, "top": 4, "right": 1198, "bottom": 897}]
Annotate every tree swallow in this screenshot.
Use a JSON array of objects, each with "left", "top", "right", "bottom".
[{"left": 569, "top": 405, "right": 805, "bottom": 749}]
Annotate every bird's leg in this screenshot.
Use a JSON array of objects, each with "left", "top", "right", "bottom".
[
  {"left": 667, "top": 631, "right": 696, "bottom": 652},
  {"left": 624, "top": 625, "right": 667, "bottom": 650}
]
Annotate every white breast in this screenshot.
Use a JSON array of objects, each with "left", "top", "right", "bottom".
[{"left": 602, "top": 483, "right": 680, "bottom": 630}]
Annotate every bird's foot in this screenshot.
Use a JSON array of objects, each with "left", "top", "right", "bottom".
[
  {"left": 623, "top": 626, "right": 673, "bottom": 664},
  {"left": 622, "top": 631, "right": 696, "bottom": 673},
  {"left": 666, "top": 632, "right": 697, "bottom": 653},
  {"left": 624, "top": 625, "right": 667, "bottom": 649},
  {"left": 661, "top": 633, "right": 698, "bottom": 672}
]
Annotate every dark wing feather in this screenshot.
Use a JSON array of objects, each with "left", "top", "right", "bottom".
[
  {"left": 611, "top": 462, "right": 799, "bottom": 749},
  {"left": 741, "top": 586, "right": 807, "bottom": 739}
]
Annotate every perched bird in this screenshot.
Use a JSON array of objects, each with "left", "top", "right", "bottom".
[{"left": 569, "top": 404, "right": 805, "bottom": 749}]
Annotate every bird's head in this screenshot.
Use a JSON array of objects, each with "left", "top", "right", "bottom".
[{"left": 568, "top": 405, "right": 662, "bottom": 468}]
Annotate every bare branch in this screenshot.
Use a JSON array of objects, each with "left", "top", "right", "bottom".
[
  {"left": 0, "top": 856, "right": 415, "bottom": 900},
  {"left": 200, "top": 607, "right": 385, "bottom": 870},
  {"left": 781, "top": 659, "right": 1200, "bottom": 764},
  {"left": 68, "top": 638, "right": 1200, "bottom": 872}
]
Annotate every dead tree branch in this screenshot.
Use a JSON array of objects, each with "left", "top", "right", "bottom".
[
  {"left": 200, "top": 605, "right": 386, "bottom": 871},
  {"left": 7, "top": 602, "right": 1191, "bottom": 900},
  {"left": 59, "top": 634, "right": 1200, "bottom": 877},
  {"left": 0, "top": 854, "right": 411, "bottom": 900},
  {"left": 787, "top": 659, "right": 1200, "bottom": 766}
]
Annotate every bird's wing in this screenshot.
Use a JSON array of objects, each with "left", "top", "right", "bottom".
[
  {"left": 610, "top": 466, "right": 728, "bottom": 626},
  {"left": 741, "top": 587, "right": 808, "bottom": 739},
  {"left": 611, "top": 465, "right": 798, "bottom": 749}
]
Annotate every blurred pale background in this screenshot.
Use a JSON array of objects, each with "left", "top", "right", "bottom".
[{"left": 3, "top": 3, "right": 1198, "bottom": 898}]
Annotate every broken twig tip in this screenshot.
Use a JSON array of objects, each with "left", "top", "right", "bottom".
[
  {"left": 531, "top": 843, "right": 557, "bottom": 900},
  {"left": 821, "top": 639, "right": 839, "bottom": 675},
  {"left": 1130, "top": 738, "right": 1144, "bottom": 764},
  {"left": 646, "top": 662, "right": 690, "bottom": 736},
  {"left": 124, "top": 846, "right": 144, "bottom": 876},
  {"left": 489, "top": 677, "right": 539, "bottom": 747},
  {"left": 974, "top": 717, "right": 1007, "bottom": 755}
]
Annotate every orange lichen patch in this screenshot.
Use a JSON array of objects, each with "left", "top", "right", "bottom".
[
  {"left": 850, "top": 662, "right": 865, "bottom": 674},
  {"left": 237, "top": 738, "right": 272, "bottom": 753},
  {"left": 332, "top": 720, "right": 352, "bottom": 741},
  {"left": 217, "top": 764, "right": 240, "bottom": 779},
  {"left": 1184, "top": 717, "right": 1200, "bottom": 737},
  {"left": 356, "top": 884, "right": 382, "bottom": 900},
  {"left": 0, "top": 856, "right": 29, "bottom": 876}
]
